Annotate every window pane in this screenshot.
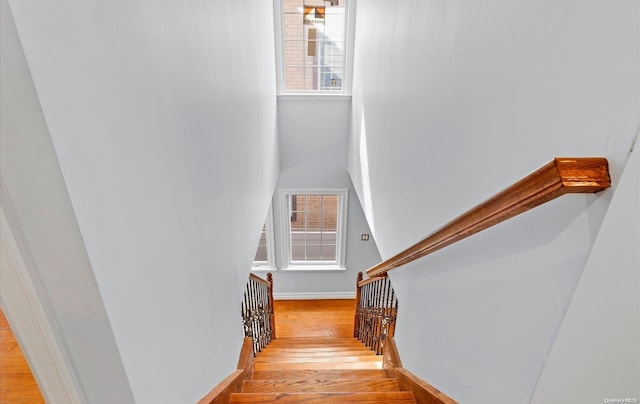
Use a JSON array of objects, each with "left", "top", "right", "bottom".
[
  {"left": 254, "top": 244, "right": 268, "bottom": 262},
  {"left": 291, "top": 231, "right": 306, "bottom": 246},
  {"left": 322, "top": 244, "right": 336, "bottom": 261},
  {"left": 283, "top": 0, "right": 300, "bottom": 13},
  {"left": 306, "top": 232, "right": 321, "bottom": 244},
  {"left": 285, "top": 66, "right": 305, "bottom": 91},
  {"left": 287, "top": 192, "right": 343, "bottom": 265},
  {"left": 324, "top": 213, "right": 337, "bottom": 231},
  {"left": 303, "top": 67, "right": 318, "bottom": 90},
  {"left": 284, "top": 40, "right": 304, "bottom": 65},
  {"left": 281, "top": 0, "right": 347, "bottom": 92},
  {"left": 291, "top": 244, "right": 306, "bottom": 261},
  {"left": 254, "top": 231, "right": 267, "bottom": 262},
  {"left": 307, "top": 244, "right": 322, "bottom": 261},
  {"left": 290, "top": 194, "right": 304, "bottom": 229},
  {"left": 321, "top": 231, "right": 336, "bottom": 245},
  {"left": 322, "top": 196, "right": 338, "bottom": 231},
  {"left": 283, "top": 12, "right": 304, "bottom": 40}
]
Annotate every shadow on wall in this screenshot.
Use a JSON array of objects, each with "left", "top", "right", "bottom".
[{"left": 384, "top": 192, "right": 607, "bottom": 279}]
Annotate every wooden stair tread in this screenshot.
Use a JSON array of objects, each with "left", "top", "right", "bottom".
[
  {"left": 254, "top": 360, "right": 383, "bottom": 371},
  {"left": 229, "top": 391, "right": 417, "bottom": 403},
  {"left": 251, "top": 369, "right": 388, "bottom": 380},
  {"left": 199, "top": 293, "right": 453, "bottom": 403},
  {"left": 232, "top": 335, "right": 416, "bottom": 403},
  {"left": 242, "top": 378, "right": 400, "bottom": 393}
]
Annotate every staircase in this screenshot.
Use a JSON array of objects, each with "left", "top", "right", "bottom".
[
  {"left": 198, "top": 299, "right": 455, "bottom": 404},
  {"left": 229, "top": 337, "right": 417, "bottom": 403}
]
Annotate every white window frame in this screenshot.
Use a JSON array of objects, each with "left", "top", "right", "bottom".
[
  {"left": 252, "top": 206, "right": 276, "bottom": 272},
  {"left": 279, "top": 189, "right": 348, "bottom": 271},
  {"left": 273, "top": 0, "right": 357, "bottom": 95}
]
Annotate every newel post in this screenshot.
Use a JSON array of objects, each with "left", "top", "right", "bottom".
[
  {"left": 353, "top": 271, "right": 363, "bottom": 338},
  {"left": 267, "top": 272, "right": 276, "bottom": 339}
]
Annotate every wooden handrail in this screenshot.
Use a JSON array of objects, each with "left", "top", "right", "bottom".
[
  {"left": 249, "top": 272, "right": 271, "bottom": 287},
  {"left": 367, "top": 157, "right": 611, "bottom": 277},
  {"left": 358, "top": 275, "right": 387, "bottom": 288}
]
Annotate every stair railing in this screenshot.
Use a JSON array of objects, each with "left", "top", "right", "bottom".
[
  {"left": 366, "top": 157, "right": 611, "bottom": 277},
  {"left": 353, "top": 158, "right": 610, "bottom": 357},
  {"left": 354, "top": 271, "right": 398, "bottom": 355},
  {"left": 241, "top": 273, "right": 275, "bottom": 355}
]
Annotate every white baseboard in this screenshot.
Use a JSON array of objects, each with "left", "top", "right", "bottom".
[{"left": 274, "top": 291, "right": 356, "bottom": 300}]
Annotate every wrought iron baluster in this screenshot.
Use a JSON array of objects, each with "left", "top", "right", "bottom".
[
  {"left": 354, "top": 272, "right": 399, "bottom": 355},
  {"left": 240, "top": 274, "right": 274, "bottom": 356}
]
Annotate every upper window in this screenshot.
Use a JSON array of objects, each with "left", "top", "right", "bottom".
[
  {"left": 280, "top": 190, "right": 348, "bottom": 270},
  {"left": 276, "top": 0, "right": 349, "bottom": 93}
]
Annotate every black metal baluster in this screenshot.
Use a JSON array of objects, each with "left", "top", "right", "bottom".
[
  {"left": 354, "top": 274, "right": 399, "bottom": 356},
  {"left": 240, "top": 275, "right": 275, "bottom": 356}
]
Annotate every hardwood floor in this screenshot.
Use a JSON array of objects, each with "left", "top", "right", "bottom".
[
  {"left": 228, "top": 302, "right": 423, "bottom": 404},
  {"left": 0, "top": 308, "right": 45, "bottom": 403},
  {"left": 273, "top": 299, "right": 356, "bottom": 338},
  {"left": 204, "top": 297, "right": 458, "bottom": 403},
  {"left": 0, "top": 299, "right": 352, "bottom": 403}
]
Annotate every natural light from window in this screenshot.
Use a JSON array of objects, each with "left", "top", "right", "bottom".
[
  {"left": 280, "top": 190, "right": 348, "bottom": 270},
  {"left": 278, "top": 0, "right": 348, "bottom": 93}
]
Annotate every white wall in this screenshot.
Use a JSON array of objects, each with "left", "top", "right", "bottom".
[
  {"left": 531, "top": 144, "right": 639, "bottom": 402},
  {"left": 268, "top": 97, "right": 381, "bottom": 297},
  {"left": 5, "top": 0, "right": 279, "bottom": 402},
  {"left": 1, "top": 2, "right": 134, "bottom": 401},
  {"left": 348, "top": 0, "right": 639, "bottom": 402}
]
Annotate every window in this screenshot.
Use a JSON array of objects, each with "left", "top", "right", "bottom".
[
  {"left": 280, "top": 190, "right": 348, "bottom": 270},
  {"left": 276, "top": 0, "right": 351, "bottom": 93},
  {"left": 252, "top": 206, "right": 275, "bottom": 271}
]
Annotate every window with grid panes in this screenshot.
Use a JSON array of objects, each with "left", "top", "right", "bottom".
[
  {"left": 280, "top": 0, "right": 347, "bottom": 92},
  {"left": 280, "top": 190, "right": 347, "bottom": 269}
]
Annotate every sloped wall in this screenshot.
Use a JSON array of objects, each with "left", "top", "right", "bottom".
[
  {"left": 1, "top": 1, "right": 133, "bottom": 401},
  {"left": 348, "top": 0, "right": 639, "bottom": 402},
  {"left": 5, "top": 0, "right": 279, "bottom": 403},
  {"left": 531, "top": 145, "right": 639, "bottom": 402}
]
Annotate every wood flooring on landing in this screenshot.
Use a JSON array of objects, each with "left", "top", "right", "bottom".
[{"left": 273, "top": 299, "right": 356, "bottom": 339}]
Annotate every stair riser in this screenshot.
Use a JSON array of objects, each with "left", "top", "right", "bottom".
[
  {"left": 254, "top": 361, "right": 383, "bottom": 371},
  {"left": 261, "top": 346, "right": 374, "bottom": 352},
  {"left": 258, "top": 350, "right": 376, "bottom": 356},
  {"left": 251, "top": 369, "right": 388, "bottom": 380},
  {"left": 255, "top": 356, "right": 383, "bottom": 363}
]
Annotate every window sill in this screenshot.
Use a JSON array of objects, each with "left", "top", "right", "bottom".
[
  {"left": 251, "top": 266, "right": 275, "bottom": 272},
  {"left": 281, "top": 265, "right": 347, "bottom": 272},
  {"left": 277, "top": 94, "right": 352, "bottom": 102}
]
